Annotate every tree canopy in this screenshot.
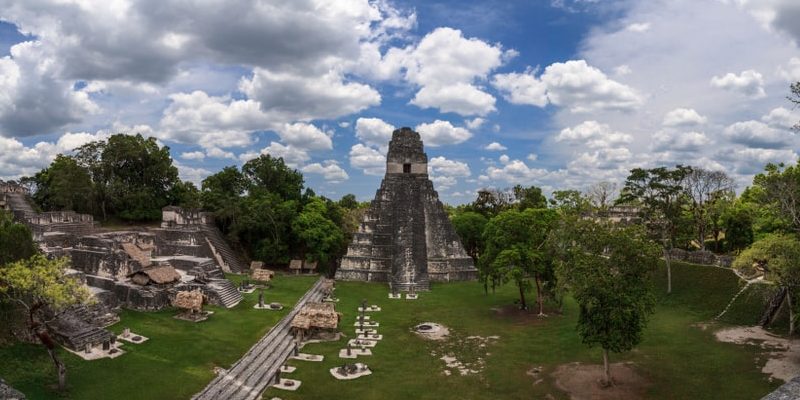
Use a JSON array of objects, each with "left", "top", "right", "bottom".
[
  {"left": 0, "top": 255, "right": 93, "bottom": 390},
  {"left": 0, "top": 211, "right": 36, "bottom": 266},
  {"left": 480, "top": 208, "right": 558, "bottom": 313},
  {"left": 28, "top": 133, "right": 186, "bottom": 222},
  {"left": 553, "top": 220, "right": 659, "bottom": 385}
]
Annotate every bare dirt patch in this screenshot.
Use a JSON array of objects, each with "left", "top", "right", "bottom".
[
  {"left": 552, "top": 362, "right": 650, "bottom": 400},
  {"left": 429, "top": 334, "right": 499, "bottom": 377},
  {"left": 714, "top": 325, "right": 800, "bottom": 382}
]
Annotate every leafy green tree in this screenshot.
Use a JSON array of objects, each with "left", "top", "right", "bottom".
[
  {"left": 0, "top": 255, "right": 93, "bottom": 391},
  {"left": 71, "top": 134, "right": 181, "bottom": 221},
  {"left": 170, "top": 181, "right": 201, "bottom": 209},
  {"left": 549, "top": 190, "right": 590, "bottom": 215},
  {"left": 481, "top": 208, "right": 558, "bottom": 314},
  {"left": 30, "top": 155, "right": 94, "bottom": 214},
  {"left": 733, "top": 234, "right": 800, "bottom": 335},
  {"left": 451, "top": 211, "right": 488, "bottom": 262},
  {"left": 235, "top": 194, "right": 298, "bottom": 264},
  {"left": 751, "top": 162, "right": 800, "bottom": 234},
  {"left": 619, "top": 165, "right": 691, "bottom": 293},
  {"left": 722, "top": 201, "right": 754, "bottom": 252},
  {"left": 513, "top": 184, "right": 548, "bottom": 211},
  {"left": 469, "top": 188, "right": 513, "bottom": 218},
  {"left": 201, "top": 166, "right": 247, "bottom": 233},
  {"left": 554, "top": 220, "right": 659, "bottom": 386},
  {"left": 738, "top": 185, "right": 790, "bottom": 238},
  {"left": 0, "top": 211, "right": 36, "bottom": 266},
  {"left": 242, "top": 154, "right": 304, "bottom": 202},
  {"left": 338, "top": 194, "right": 359, "bottom": 210},
  {"left": 104, "top": 134, "right": 180, "bottom": 220},
  {"left": 292, "top": 198, "right": 345, "bottom": 269}
]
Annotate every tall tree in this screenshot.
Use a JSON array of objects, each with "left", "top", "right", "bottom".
[
  {"left": 469, "top": 188, "right": 513, "bottom": 217},
  {"left": 30, "top": 155, "right": 94, "bottom": 214},
  {"left": 512, "top": 184, "right": 548, "bottom": 211},
  {"left": 338, "top": 194, "right": 359, "bottom": 210},
  {"left": 619, "top": 165, "right": 691, "bottom": 293},
  {"left": 72, "top": 134, "right": 181, "bottom": 221},
  {"left": 0, "top": 255, "right": 93, "bottom": 391},
  {"left": 0, "top": 211, "right": 36, "bottom": 266},
  {"left": 451, "top": 211, "right": 488, "bottom": 262},
  {"left": 242, "top": 154, "right": 304, "bottom": 202},
  {"left": 481, "top": 208, "right": 558, "bottom": 314},
  {"left": 683, "top": 168, "right": 735, "bottom": 250},
  {"left": 722, "top": 200, "right": 754, "bottom": 252},
  {"left": 733, "top": 234, "right": 800, "bottom": 335},
  {"left": 553, "top": 220, "right": 659, "bottom": 386},
  {"left": 549, "top": 190, "right": 590, "bottom": 216},
  {"left": 587, "top": 181, "right": 618, "bottom": 210},
  {"left": 201, "top": 166, "right": 247, "bottom": 233},
  {"left": 752, "top": 162, "right": 800, "bottom": 234},
  {"left": 292, "top": 198, "right": 344, "bottom": 270}
]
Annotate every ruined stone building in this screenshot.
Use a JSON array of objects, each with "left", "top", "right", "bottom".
[
  {"left": 1, "top": 180, "right": 246, "bottom": 351},
  {"left": 335, "top": 127, "right": 476, "bottom": 291}
]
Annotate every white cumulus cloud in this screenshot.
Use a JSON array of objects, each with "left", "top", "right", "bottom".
[{"left": 415, "top": 120, "right": 472, "bottom": 147}]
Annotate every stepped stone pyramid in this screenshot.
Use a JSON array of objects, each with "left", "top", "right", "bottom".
[{"left": 335, "top": 127, "right": 477, "bottom": 291}]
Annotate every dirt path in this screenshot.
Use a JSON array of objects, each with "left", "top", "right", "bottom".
[
  {"left": 715, "top": 326, "right": 800, "bottom": 382},
  {"left": 552, "top": 362, "right": 650, "bottom": 400}
]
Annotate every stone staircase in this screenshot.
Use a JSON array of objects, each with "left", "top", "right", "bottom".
[
  {"left": 200, "top": 225, "right": 246, "bottom": 273},
  {"left": 189, "top": 259, "right": 225, "bottom": 279},
  {"left": 4, "top": 192, "right": 35, "bottom": 214},
  {"left": 193, "top": 278, "right": 325, "bottom": 400},
  {"left": 207, "top": 279, "right": 244, "bottom": 308}
]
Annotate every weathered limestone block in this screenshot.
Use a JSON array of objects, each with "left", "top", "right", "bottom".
[{"left": 336, "top": 127, "right": 476, "bottom": 291}]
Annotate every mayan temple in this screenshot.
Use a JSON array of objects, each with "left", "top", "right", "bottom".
[{"left": 335, "top": 127, "right": 477, "bottom": 291}]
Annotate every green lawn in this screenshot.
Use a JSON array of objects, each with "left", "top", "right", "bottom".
[
  {"left": 0, "top": 274, "right": 318, "bottom": 400},
  {"left": 264, "top": 262, "right": 782, "bottom": 400},
  {"left": 0, "top": 264, "right": 786, "bottom": 399}
]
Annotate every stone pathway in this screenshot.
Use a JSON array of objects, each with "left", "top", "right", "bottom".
[{"left": 192, "top": 277, "right": 325, "bottom": 400}]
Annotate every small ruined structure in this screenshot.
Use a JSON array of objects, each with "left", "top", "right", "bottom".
[
  {"left": 129, "top": 264, "right": 181, "bottom": 286},
  {"left": 174, "top": 289, "right": 210, "bottom": 322},
  {"left": 159, "top": 206, "right": 246, "bottom": 273},
  {"left": 336, "top": 127, "right": 477, "bottom": 291},
  {"left": 251, "top": 268, "right": 275, "bottom": 282},
  {"left": 290, "top": 302, "right": 339, "bottom": 341},
  {"left": 174, "top": 289, "right": 205, "bottom": 312}
]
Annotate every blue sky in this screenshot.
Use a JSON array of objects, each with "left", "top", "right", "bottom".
[{"left": 0, "top": 0, "right": 799, "bottom": 204}]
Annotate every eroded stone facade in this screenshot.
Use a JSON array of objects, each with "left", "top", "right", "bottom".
[
  {"left": 1, "top": 181, "right": 245, "bottom": 349},
  {"left": 335, "top": 127, "right": 477, "bottom": 291}
]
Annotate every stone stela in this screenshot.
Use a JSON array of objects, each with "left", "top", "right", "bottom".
[{"left": 335, "top": 127, "right": 477, "bottom": 291}]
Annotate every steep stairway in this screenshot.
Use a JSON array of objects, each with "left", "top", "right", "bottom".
[
  {"left": 200, "top": 225, "right": 246, "bottom": 273},
  {"left": 207, "top": 279, "right": 244, "bottom": 308}
]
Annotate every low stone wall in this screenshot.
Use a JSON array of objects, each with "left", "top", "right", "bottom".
[{"left": 667, "top": 248, "right": 734, "bottom": 268}]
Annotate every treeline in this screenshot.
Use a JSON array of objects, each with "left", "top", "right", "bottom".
[
  {"left": 23, "top": 134, "right": 196, "bottom": 221},
  {"left": 22, "top": 133, "right": 365, "bottom": 270},
  {"left": 198, "top": 157, "right": 363, "bottom": 268}
]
